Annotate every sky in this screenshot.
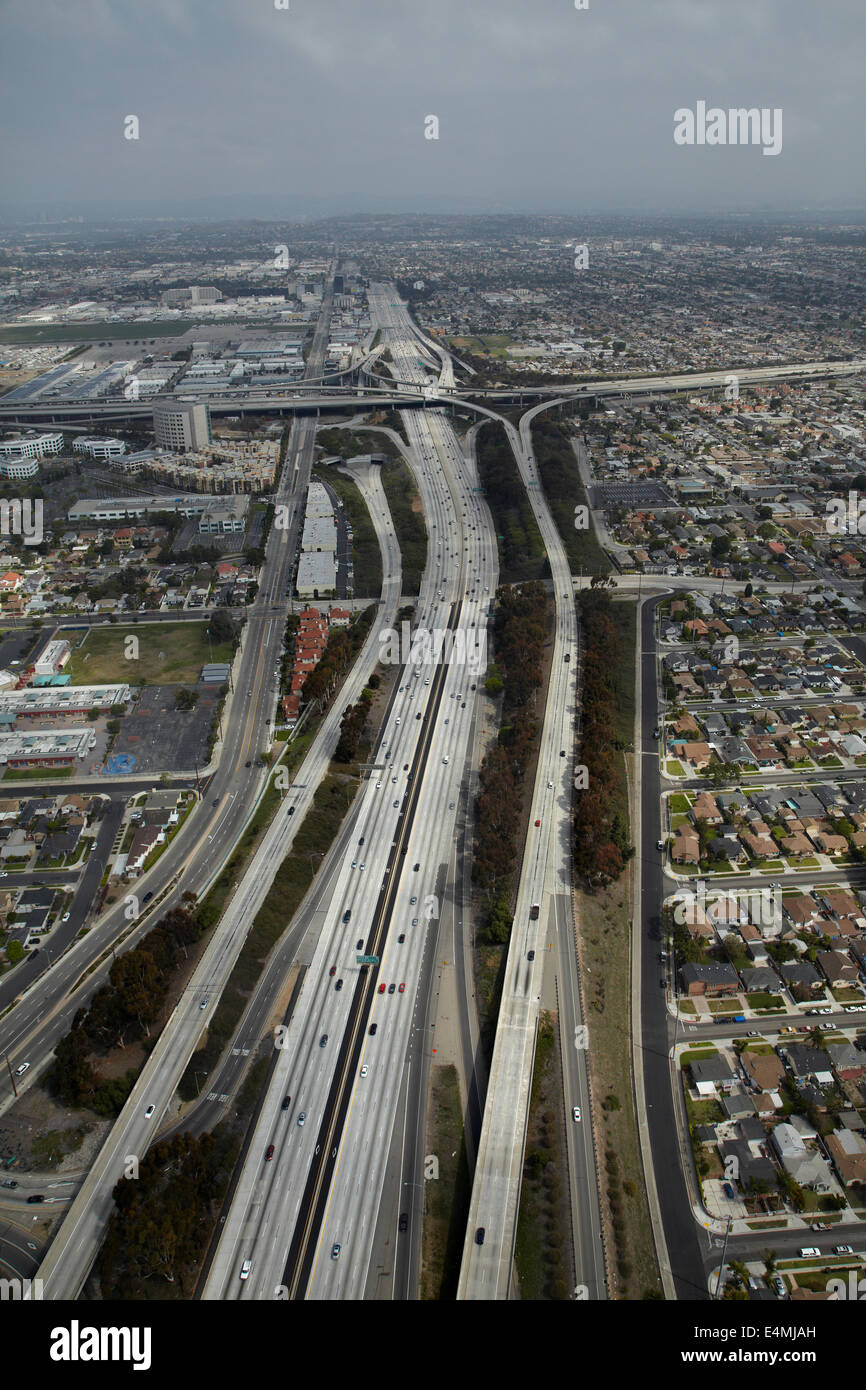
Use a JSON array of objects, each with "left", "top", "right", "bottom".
[{"left": 1, "top": 0, "right": 864, "bottom": 219}]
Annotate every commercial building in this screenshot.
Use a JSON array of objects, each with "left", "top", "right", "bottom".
[
  {"left": 197, "top": 498, "right": 248, "bottom": 534},
  {"left": 72, "top": 437, "right": 127, "bottom": 461},
  {"left": 0, "top": 685, "right": 130, "bottom": 719},
  {"left": 0, "top": 457, "right": 40, "bottom": 480},
  {"left": 68, "top": 493, "right": 248, "bottom": 525},
  {"left": 0, "top": 728, "right": 96, "bottom": 767},
  {"left": 152, "top": 399, "right": 212, "bottom": 453},
  {"left": 0, "top": 432, "right": 63, "bottom": 460}
]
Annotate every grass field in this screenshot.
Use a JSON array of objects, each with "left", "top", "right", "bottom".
[{"left": 66, "top": 622, "right": 234, "bottom": 686}]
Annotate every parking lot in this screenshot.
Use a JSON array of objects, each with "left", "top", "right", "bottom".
[{"left": 110, "top": 684, "right": 217, "bottom": 773}]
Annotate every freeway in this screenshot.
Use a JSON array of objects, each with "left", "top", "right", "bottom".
[
  {"left": 457, "top": 399, "right": 604, "bottom": 1300},
  {"left": 203, "top": 284, "right": 497, "bottom": 1299}
]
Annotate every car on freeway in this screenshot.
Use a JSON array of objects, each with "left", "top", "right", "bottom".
[
  {"left": 297, "top": 1112, "right": 306, "bottom": 1126},
  {"left": 410, "top": 896, "right": 417, "bottom": 905},
  {"left": 356, "top": 938, "right": 364, "bottom": 950},
  {"left": 398, "top": 982, "right": 406, "bottom": 993},
  {"left": 27, "top": 1195, "right": 44, "bottom": 1204},
  {"left": 144, "top": 1105, "right": 155, "bottom": 1119},
  {"left": 448, "top": 803, "right": 455, "bottom": 811},
  {"left": 282, "top": 1096, "right": 291, "bottom": 1111},
  {"left": 143, "top": 892, "right": 153, "bottom": 903},
  {"left": 375, "top": 781, "right": 382, "bottom": 789},
  {"left": 411, "top": 917, "right": 418, "bottom": 926},
  {"left": 393, "top": 800, "right": 399, "bottom": 808},
  {"left": 572, "top": 1107, "right": 581, "bottom": 1122},
  {"left": 398, "top": 1213, "right": 408, "bottom": 1233},
  {"left": 331, "top": 1244, "right": 341, "bottom": 1260},
  {"left": 14, "top": 1062, "right": 29, "bottom": 1077},
  {"left": 413, "top": 861, "right": 420, "bottom": 870},
  {"left": 0, "top": 1179, "right": 18, "bottom": 1189},
  {"left": 369, "top": 1023, "right": 377, "bottom": 1036},
  {"left": 265, "top": 1145, "right": 275, "bottom": 1161},
  {"left": 335, "top": 978, "right": 343, "bottom": 992},
  {"left": 245, "top": 760, "right": 252, "bottom": 768},
  {"left": 199, "top": 997, "right": 210, "bottom": 1010},
  {"left": 392, "top": 776, "right": 397, "bottom": 783},
  {"left": 329, "top": 965, "right": 336, "bottom": 977},
  {"left": 475, "top": 1228, "right": 485, "bottom": 1245},
  {"left": 359, "top": 862, "right": 365, "bottom": 871},
  {"left": 527, "top": 950, "right": 535, "bottom": 962},
  {"left": 534, "top": 819, "right": 541, "bottom": 827},
  {"left": 240, "top": 1260, "right": 252, "bottom": 1280},
  {"left": 560, "top": 750, "right": 565, "bottom": 757},
  {"left": 358, "top": 836, "right": 365, "bottom": 845},
  {"left": 388, "top": 983, "right": 396, "bottom": 994},
  {"left": 360, "top": 1065, "right": 368, "bottom": 1078},
  {"left": 213, "top": 798, "right": 220, "bottom": 806},
  {"left": 343, "top": 909, "right": 351, "bottom": 922},
  {"left": 319, "top": 1035, "right": 328, "bottom": 1048}
]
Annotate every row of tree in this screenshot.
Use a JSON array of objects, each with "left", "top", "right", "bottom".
[
  {"left": 473, "top": 583, "right": 547, "bottom": 940},
  {"left": 573, "top": 592, "right": 634, "bottom": 887},
  {"left": 99, "top": 1129, "right": 238, "bottom": 1298},
  {"left": 46, "top": 907, "right": 201, "bottom": 1114},
  {"left": 334, "top": 687, "right": 373, "bottom": 763}
]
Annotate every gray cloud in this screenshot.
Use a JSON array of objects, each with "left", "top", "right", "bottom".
[{"left": 0, "top": 0, "right": 863, "bottom": 215}]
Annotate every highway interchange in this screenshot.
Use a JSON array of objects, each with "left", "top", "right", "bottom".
[{"left": 2, "top": 278, "right": 863, "bottom": 1303}]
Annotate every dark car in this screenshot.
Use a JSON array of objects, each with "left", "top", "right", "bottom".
[
  {"left": 319, "top": 1034, "right": 328, "bottom": 1047},
  {"left": 413, "top": 862, "right": 420, "bottom": 871},
  {"left": 369, "top": 1023, "right": 377, "bottom": 1036},
  {"left": 143, "top": 892, "right": 153, "bottom": 903},
  {"left": 343, "top": 909, "right": 351, "bottom": 922},
  {"left": 265, "top": 1144, "right": 275, "bottom": 1161},
  {"left": 27, "top": 1195, "right": 44, "bottom": 1204},
  {"left": 388, "top": 982, "right": 396, "bottom": 994},
  {"left": 0, "top": 1179, "right": 17, "bottom": 1189},
  {"left": 356, "top": 938, "right": 364, "bottom": 950},
  {"left": 527, "top": 950, "right": 535, "bottom": 961},
  {"left": 475, "top": 1227, "right": 485, "bottom": 1245},
  {"left": 398, "top": 933, "right": 405, "bottom": 943},
  {"left": 281, "top": 1096, "right": 291, "bottom": 1111},
  {"left": 358, "top": 836, "right": 365, "bottom": 845},
  {"left": 335, "top": 979, "right": 343, "bottom": 991},
  {"left": 398, "top": 1212, "right": 408, "bottom": 1233}
]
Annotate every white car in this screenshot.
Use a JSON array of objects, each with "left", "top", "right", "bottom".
[
  {"left": 360, "top": 1064, "right": 368, "bottom": 1077},
  {"left": 240, "top": 1260, "right": 252, "bottom": 1280},
  {"left": 572, "top": 1107, "right": 581, "bottom": 1122},
  {"left": 14, "top": 1062, "right": 29, "bottom": 1078},
  {"left": 144, "top": 1104, "right": 155, "bottom": 1119}
]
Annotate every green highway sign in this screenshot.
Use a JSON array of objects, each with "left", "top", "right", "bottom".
[{"left": 357, "top": 955, "right": 379, "bottom": 965}]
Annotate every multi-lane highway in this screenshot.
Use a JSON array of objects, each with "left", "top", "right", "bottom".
[
  {"left": 204, "top": 285, "right": 498, "bottom": 1299},
  {"left": 456, "top": 401, "right": 605, "bottom": 1300}
]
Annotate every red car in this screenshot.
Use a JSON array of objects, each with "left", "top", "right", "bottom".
[
  {"left": 534, "top": 819, "right": 541, "bottom": 827},
  {"left": 265, "top": 1144, "right": 275, "bottom": 1161},
  {"left": 398, "top": 983, "right": 406, "bottom": 994},
  {"left": 378, "top": 982, "right": 386, "bottom": 993},
  {"left": 329, "top": 965, "right": 336, "bottom": 977}
]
